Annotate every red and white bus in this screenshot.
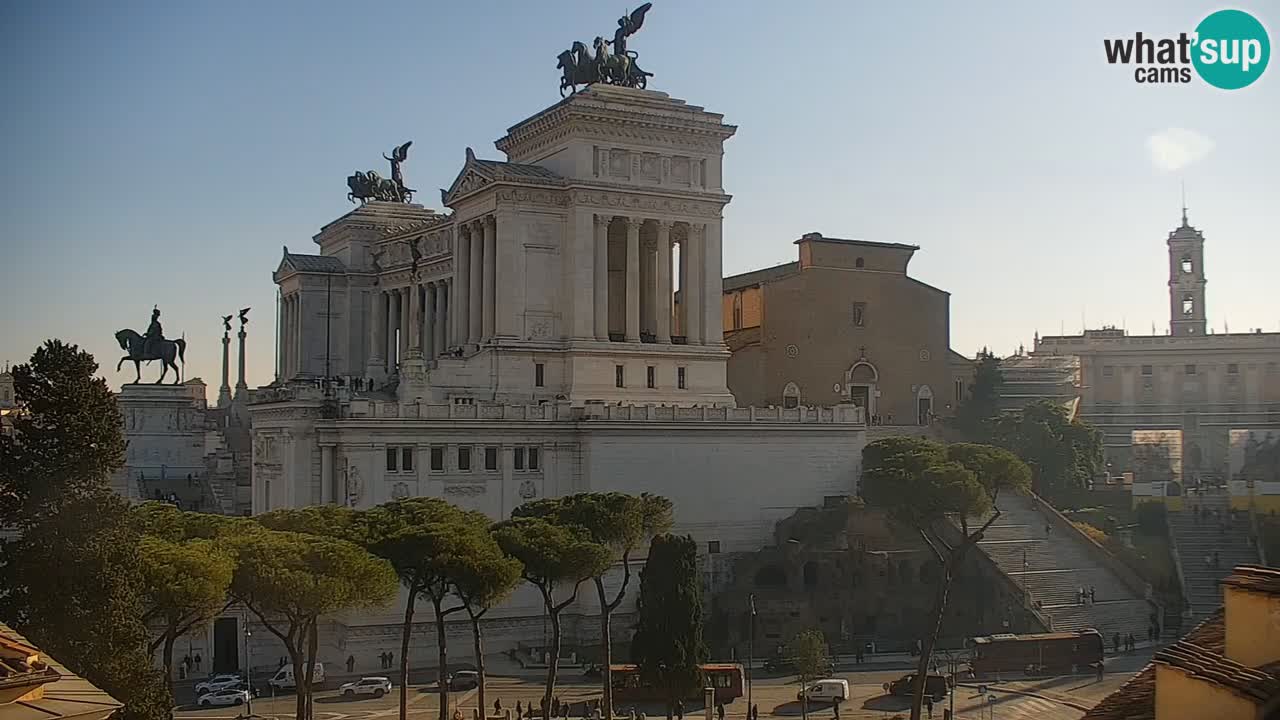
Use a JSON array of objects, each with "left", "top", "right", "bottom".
[
  {"left": 610, "top": 663, "right": 744, "bottom": 703},
  {"left": 967, "top": 630, "right": 1104, "bottom": 675}
]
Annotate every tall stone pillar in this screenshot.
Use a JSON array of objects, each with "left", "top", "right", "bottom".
[
  {"left": 399, "top": 287, "right": 410, "bottom": 359},
  {"left": 455, "top": 226, "right": 471, "bottom": 348},
  {"left": 625, "top": 217, "right": 641, "bottom": 343},
  {"left": 236, "top": 323, "right": 248, "bottom": 394},
  {"left": 218, "top": 331, "right": 232, "bottom": 407},
  {"left": 701, "top": 221, "right": 723, "bottom": 345},
  {"left": 468, "top": 220, "right": 484, "bottom": 345},
  {"left": 684, "top": 228, "right": 703, "bottom": 344},
  {"left": 593, "top": 215, "right": 610, "bottom": 340},
  {"left": 387, "top": 289, "right": 399, "bottom": 371},
  {"left": 655, "top": 221, "right": 673, "bottom": 344},
  {"left": 423, "top": 283, "right": 436, "bottom": 359},
  {"left": 482, "top": 216, "right": 496, "bottom": 341},
  {"left": 437, "top": 281, "right": 449, "bottom": 354},
  {"left": 366, "top": 290, "right": 386, "bottom": 379},
  {"left": 320, "top": 445, "right": 334, "bottom": 505},
  {"left": 408, "top": 283, "right": 422, "bottom": 350},
  {"left": 293, "top": 294, "right": 304, "bottom": 375}
]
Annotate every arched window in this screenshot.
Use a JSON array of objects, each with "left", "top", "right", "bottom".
[
  {"left": 855, "top": 257, "right": 865, "bottom": 268},
  {"left": 732, "top": 294, "right": 743, "bottom": 330},
  {"left": 1182, "top": 294, "right": 1195, "bottom": 317},
  {"left": 783, "top": 382, "right": 801, "bottom": 409},
  {"left": 754, "top": 565, "right": 786, "bottom": 587},
  {"left": 803, "top": 561, "right": 819, "bottom": 587},
  {"left": 1181, "top": 255, "right": 1193, "bottom": 274}
]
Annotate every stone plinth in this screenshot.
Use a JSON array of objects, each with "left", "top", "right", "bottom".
[{"left": 116, "top": 382, "right": 209, "bottom": 501}]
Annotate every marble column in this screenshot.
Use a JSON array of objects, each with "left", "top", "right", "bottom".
[
  {"left": 593, "top": 214, "right": 609, "bottom": 340},
  {"left": 468, "top": 220, "right": 483, "bottom": 345},
  {"left": 293, "top": 293, "right": 304, "bottom": 375},
  {"left": 684, "top": 227, "right": 703, "bottom": 344},
  {"left": 320, "top": 445, "right": 334, "bottom": 505},
  {"left": 423, "top": 282, "right": 436, "bottom": 358},
  {"left": 219, "top": 332, "right": 231, "bottom": 406},
  {"left": 701, "top": 222, "right": 723, "bottom": 345},
  {"left": 437, "top": 280, "right": 449, "bottom": 353},
  {"left": 655, "top": 221, "right": 672, "bottom": 343},
  {"left": 482, "top": 216, "right": 496, "bottom": 341},
  {"left": 455, "top": 226, "right": 471, "bottom": 348},
  {"left": 399, "top": 287, "right": 410, "bottom": 359},
  {"left": 625, "top": 217, "right": 641, "bottom": 342},
  {"left": 367, "top": 290, "right": 385, "bottom": 377},
  {"left": 387, "top": 289, "right": 399, "bottom": 371},
  {"left": 408, "top": 283, "right": 422, "bottom": 350}
]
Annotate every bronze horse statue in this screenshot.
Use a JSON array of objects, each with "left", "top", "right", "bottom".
[{"left": 114, "top": 329, "right": 186, "bottom": 384}]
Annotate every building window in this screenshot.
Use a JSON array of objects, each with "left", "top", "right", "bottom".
[
  {"left": 783, "top": 382, "right": 801, "bottom": 409},
  {"left": 1185, "top": 364, "right": 1197, "bottom": 376},
  {"left": 1182, "top": 294, "right": 1195, "bottom": 317},
  {"left": 535, "top": 363, "right": 545, "bottom": 387},
  {"left": 484, "top": 447, "right": 498, "bottom": 471},
  {"left": 458, "top": 446, "right": 472, "bottom": 472},
  {"left": 677, "top": 366, "right": 687, "bottom": 389},
  {"left": 386, "top": 448, "right": 398, "bottom": 472},
  {"left": 852, "top": 302, "right": 866, "bottom": 327},
  {"left": 1227, "top": 363, "right": 1239, "bottom": 375},
  {"left": 646, "top": 366, "right": 655, "bottom": 389},
  {"left": 954, "top": 378, "right": 964, "bottom": 404},
  {"left": 1142, "top": 364, "right": 1153, "bottom": 376},
  {"left": 615, "top": 365, "right": 625, "bottom": 388},
  {"left": 528, "top": 447, "right": 540, "bottom": 471},
  {"left": 401, "top": 447, "right": 414, "bottom": 472},
  {"left": 514, "top": 447, "right": 525, "bottom": 470},
  {"left": 855, "top": 257, "right": 865, "bottom": 268},
  {"left": 430, "top": 447, "right": 444, "bottom": 472},
  {"left": 453, "top": 397, "right": 474, "bottom": 405},
  {"left": 1181, "top": 255, "right": 1193, "bottom": 274},
  {"left": 731, "top": 294, "right": 743, "bottom": 330},
  {"left": 1103, "top": 365, "right": 1114, "bottom": 378},
  {"left": 708, "top": 541, "right": 721, "bottom": 554}
]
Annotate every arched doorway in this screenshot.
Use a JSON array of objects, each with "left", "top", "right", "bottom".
[
  {"left": 916, "top": 384, "right": 934, "bottom": 425},
  {"left": 845, "top": 361, "right": 878, "bottom": 416}
]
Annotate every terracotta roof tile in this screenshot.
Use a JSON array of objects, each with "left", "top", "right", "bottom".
[
  {"left": 1154, "top": 641, "right": 1280, "bottom": 704},
  {"left": 1222, "top": 565, "right": 1280, "bottom": 597}
]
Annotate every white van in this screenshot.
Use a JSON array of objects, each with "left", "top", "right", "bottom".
[
  {"left": 797, "top": 679, "right": 850, "bottom": 704},
  {"left": 269, "top": 663, "right": 325, "bottom": 690}
]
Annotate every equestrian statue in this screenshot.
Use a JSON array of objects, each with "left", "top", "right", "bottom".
[
  {"left": 115, "top": 306, "right": 187, "bottom": 384},
  {"left": 348, "top": 141, "right": 414, "bottom": 204},
  {"left": 557, "top": 4, "right": 654, "bottom": 96}
]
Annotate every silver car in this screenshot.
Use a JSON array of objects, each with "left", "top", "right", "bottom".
[
  {"left": 339, "top": 676, "right": 392, "bottom": 698},
  {"left": 198, "top": 688, "right": 251, "bottom": 707}
]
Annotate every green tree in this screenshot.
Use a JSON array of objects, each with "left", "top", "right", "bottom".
[
  {"left": 952, "top": 350, "right": 1003, "bottom": 442},
  {"left": 364, "top": 498, "right": 480, "bottom": 720},
  {"left": 786, "top": 629, "right": 830, "bottom": 720},
  {"left": 993, "top": 400, "right": 1103, "bottom": 501},
  {"left": 452, "top": 522, "right": 523, "bottom": 717},
  {"left": 514, "top": 492, "right": 673, "bottom": 718},
  {"left": 860, "top": 437, "right": 1030, "bottom": 720},
  {"left": 0, "top": 341, "right": 170, "bottom": 720},
  {"left": 137, "top": 534, "right": 235, "bottom": 696},
  {"left": 495, "top": 516, "right": 611, "bottom": 714},
  {"left": 225, "top": 525, "right": 399, "bottom": 720},
  {"left": 630, "top": 534, "right": 707, "bottom": 708}
]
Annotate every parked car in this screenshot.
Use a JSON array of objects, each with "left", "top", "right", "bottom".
[
  {"left": 797, "top": 679, "right": 850, "bottom": 703},
  {"left": 195, "top": 674, "right": 244, "bottom": 696},
  {"left": 448, "top": 670, "right": 480, "bottom": 691},
  {"left": 340, "top": 677, "right": 392, "bottom": 699},
  {"left": 198, "top": 688, "right": 252, "bottom": 707},
  {"left": 885, "top": 673, "right": 950, "bottom": 701}
]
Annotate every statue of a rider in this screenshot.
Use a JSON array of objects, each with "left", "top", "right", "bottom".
[{"left": 144, "top": 306, "right": 165, "bottom": 357}]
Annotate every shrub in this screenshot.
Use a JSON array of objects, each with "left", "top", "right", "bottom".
[{"left": 1072, "top": 520, "right": 1109, "bottom": 546}]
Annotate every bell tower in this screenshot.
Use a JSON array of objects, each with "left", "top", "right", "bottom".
[{"left": 1168, "top": 206, "right": 1207, "bottom": 336}]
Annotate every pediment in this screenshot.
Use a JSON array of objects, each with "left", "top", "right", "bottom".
[{"left": 442, "top": 167, "right": 494, "bottom": 206}]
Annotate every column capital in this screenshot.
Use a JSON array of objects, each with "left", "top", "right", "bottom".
[
  {"left": 483, "top": 214, "right": 496, "bottom": 230},
  {"left": 655, "top": 219, "right": 674, "bottom": 232},
  {"left": 594, "top": 213, "right": 612, "bottom": 229}
]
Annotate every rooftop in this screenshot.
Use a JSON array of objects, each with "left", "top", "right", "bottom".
[
  {"left": 280, "top": 250, "right": 346, "bottom": 274},
  {"left": 722, "top": 262, "right": 799, "bottom": 293},
  {"left": 1154, "top": 642, "right": 1280, "bottom": 705},
  {"left": 1222, "top": 565, "right": 1280, "bottom": 597},
  {"left": 0, "top": 623, "right": 123, "bottom": 720},
  {"left": 793, "top": 232, "right": 919, "bottom": 251}
]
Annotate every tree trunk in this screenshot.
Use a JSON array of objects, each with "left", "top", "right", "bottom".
[
  {"left": 595, "top": 578, "right": 613, "bottom": 720},
  {"left": 542, "top": 592, "right": 562, "bottom": 718},
  {"left": 470, "top": 611, "right": 486, "bottom": 720},
  {"left": 401, "top": 587, "right": 418, "bottom": 720},
  {"left": 910, "top": 562, "right": 954, "bottom": 720},
  {"left": 293, "top": 646, "right": 308, "bottom": 720},
  {"left": 162, "top": 631, "right": 176, "bottom": 699},
  {"left": 434, "top": 598, "right": 450, "bottom": 720},
  {"left": 306, "top": 620, "right": 319, "bottom": 720}
]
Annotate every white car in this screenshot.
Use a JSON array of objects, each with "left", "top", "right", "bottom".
[
  {"left": 194, "top": 674, "right": 243, "bottom": 696},
  {"left": 197, "top": 688, "right": 251, "bottom": 707},
  {"left": 340, "top": 677, "right": 392, "bottom": 698}
]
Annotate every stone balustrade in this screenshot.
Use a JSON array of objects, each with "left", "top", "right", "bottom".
[{"left": 348, "top": 399, "right": 865, "bottom": 424}]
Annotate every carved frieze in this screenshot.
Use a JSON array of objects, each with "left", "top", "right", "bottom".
[
  {"left": 569, "top": 190, "right": 724, "bottom": 219},
  {"left": 444, "top": 484, "right": 486, "bottom": 497}
]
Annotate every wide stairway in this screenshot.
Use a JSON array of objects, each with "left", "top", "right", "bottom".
[
  {"left": 976, "top": 493, "right": 1153, "bottom": 640},
  {"left": 1167, "top": 492, "right": 1259, "bottom": 623}
]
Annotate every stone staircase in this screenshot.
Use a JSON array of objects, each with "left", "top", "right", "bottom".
[
  {"left": 1167, "top": 493, "right": 1258, "bottom": 623},
  {"left": 975, "top": 493, "right": 1153, "bottom": 640}
]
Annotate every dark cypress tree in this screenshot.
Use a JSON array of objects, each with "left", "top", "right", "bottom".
[{"left": 631, "top": 534, "right": 708, "bottom": 705}]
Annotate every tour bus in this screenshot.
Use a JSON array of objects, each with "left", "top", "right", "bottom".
[
  {"left": 610, "top": 663, "right": 744, "bottom": 703},
  {"left": 967, "top": 630, "right": 1104, "bottom": 675}
]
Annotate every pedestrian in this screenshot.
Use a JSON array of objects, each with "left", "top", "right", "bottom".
[
  {"left": 752, "top": 704, "right": 759, "bottom": 720},
  {"left": 1113, "top": 633, "right": 1120, "bottom": 653},
  {"left": 347, "top": 655, "right": 355, "bottom": 673},
  {"left": 716, "top": 703, "right": 725, "bottom": 720},
  {"left": 389, "top": 651, "right": 395, "bottom": 669},
  {"left": 675, "top": 699, "right": 685, "bottom": 720},
  {"left": 495, "top": 698, "right": 503, "bottom": 716},
  {"left": 1045, "top": 523, "right": 1052, "bottom": 537},
  {"left": 194, "top": 653, "right": 202, "bottom": 672},
  {"left": 833, "top": 699, "right": 840, "bottom": 720},
  {"left": 1090, "top": 586, "right": 1097, "bottom": 604},
  {"left": 1204, "top": 554, "right": 1213, "bottom": 569},
  {"left": 1096, "top": 661, "right": 1104, "bottom": 681},
  {"left": 925, "top": 696, "right": 934, "bottom": 718},
  {"left": 517, "top": 702, "right": 524, "bottom": 720}
]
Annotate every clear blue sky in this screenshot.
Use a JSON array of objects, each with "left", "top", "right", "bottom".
[{"left": 2, "top": 1, "right": 1277, "bottom": 392}]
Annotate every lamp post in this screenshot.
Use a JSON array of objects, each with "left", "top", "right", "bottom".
[
  {"left": 244, "top": 622, "right": 254, "bottom": 716},
  {"left": 747, "top": 594, "right": 756, "bottom": 718}
]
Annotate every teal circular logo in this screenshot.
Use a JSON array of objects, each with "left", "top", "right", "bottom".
[{"left": 1192, "top": 9, "right": 1270, "bottom": 89}]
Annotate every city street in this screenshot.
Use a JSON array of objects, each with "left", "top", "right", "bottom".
[{"left": 174, "top": 651, "right": 1154, "bottom": 720}]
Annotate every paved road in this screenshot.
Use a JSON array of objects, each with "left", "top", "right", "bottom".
[{"left": 176, "top": 660, "right": 1154, "bottom": 720}]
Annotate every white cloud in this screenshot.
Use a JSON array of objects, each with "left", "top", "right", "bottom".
[{"left": 1147, "top": 128, "right": 1215, "bottom": 172}]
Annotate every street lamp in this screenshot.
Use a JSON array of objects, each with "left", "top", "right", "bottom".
[{"left": 244, "top": 623, "right": 254, "bottom": 716}]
